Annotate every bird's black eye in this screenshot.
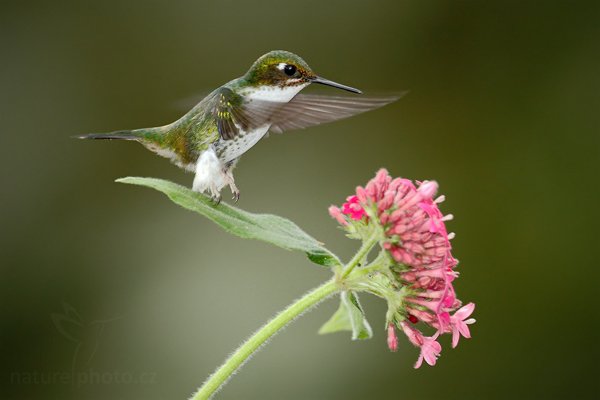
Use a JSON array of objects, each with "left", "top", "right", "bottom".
[{"left": 284, "top": 64, "right": 297, "bottom": 76}]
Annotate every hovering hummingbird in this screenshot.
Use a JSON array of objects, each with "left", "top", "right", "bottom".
[{"left": 76, "top": 50, "right": 399, "bottom": 202}]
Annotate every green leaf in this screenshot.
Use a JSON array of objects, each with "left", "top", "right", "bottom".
[
  {"left": 116, "top": 177, "right": 341, "bottom": 267},
  {"left": 318, "top": 299, "right": 352, "bottom": 334},
  {"left": 318, "top": 291, "right": 373, "bottom": 340}
]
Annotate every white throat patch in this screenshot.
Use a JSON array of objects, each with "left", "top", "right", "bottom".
[{"left": 243, "top": 84, "right": 308, "bottom": 103}]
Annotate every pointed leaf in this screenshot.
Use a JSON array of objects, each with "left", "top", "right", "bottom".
[
  {"left": 319, "top": 291, "right": 372, "bottom": 340},
  {"left": 344, "top": 292, "right": 373, "bottom": 340},
  {"left": 318, "top": 298, "right": 353, "bottom": 335},
  {"left": 116, "top": 177, "right": 341, "bottom": 267}
]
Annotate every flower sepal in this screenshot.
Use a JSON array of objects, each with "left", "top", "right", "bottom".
[{"left": 318, "top": 291, "right": 373, "bottom": 340}]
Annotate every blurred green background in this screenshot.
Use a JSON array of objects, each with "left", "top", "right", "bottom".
[{"left": 1, "top": 1, "right": 598, "bottom": 399}]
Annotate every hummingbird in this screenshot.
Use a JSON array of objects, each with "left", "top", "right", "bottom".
[{"left": 76, "top": 50, "right": 399, "bottom": 202}]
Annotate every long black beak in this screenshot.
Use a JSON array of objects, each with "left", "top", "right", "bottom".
[{"left": 311, "top": 76, "right": 362, "bottom": 94}]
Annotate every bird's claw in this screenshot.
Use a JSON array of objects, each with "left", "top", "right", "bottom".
[
  {"left": 232, "top": 191, "right": 240, "bottom": 203},
  {"left": 210, "top": 194, "right": 222, "bottom": 206}
]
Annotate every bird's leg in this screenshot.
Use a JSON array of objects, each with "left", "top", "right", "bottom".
[
  {"left": 223, "top": 161, "right": 240, "bottom": 202},
  {"left": 193, "top": 180, "right": 221, "bottom": 205},
  {"left": 208, "top": 184, "right": 222, "bottom": 206},
  {"left": 231, "top": 188, "right": 240, "bottom": 203},
  {"left": 228, "top": 178, "right": 240, "bottom": 202}
]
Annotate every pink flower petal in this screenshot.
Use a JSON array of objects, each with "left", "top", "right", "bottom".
[
  {"left": 418, "top": 180, "right": 439, "bottom": 200},
  {"left": 400, "top": 321, "right": 423, "bottom": 347},
  {"left": 415, "top": 335, "right": 442, "bottom": 368},
  {"left": 341, "top": 195, "right": 366, "bottom": 220},
  {"left": 450, "top": 303, "right": 476, "bottom": 348},
  {"left": 387, "top": 323, "right": 398, "bottom": 352},
  {"left": 458, "top": 322, "right": 471, "bottom": 339},
  {"left": 454, "top": 302, "right": 475, "bottom": 320},
  {"left": 328, "top": 206, "right": 347, "bottom": 226}
]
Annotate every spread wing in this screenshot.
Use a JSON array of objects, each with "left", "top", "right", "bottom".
[
  {"left": 268, "top": 93, "right": 403, "bottom": 134},
  {"left": 211, "top": 88, "right": 402, "bottom": 140}
]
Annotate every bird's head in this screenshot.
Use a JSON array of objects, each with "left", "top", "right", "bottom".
[{"left": 242, "top": 50, "right": 361, "bottom": 100}]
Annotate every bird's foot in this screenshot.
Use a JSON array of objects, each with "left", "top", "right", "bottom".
[
  {"left": 228, "top": 181, "right": 240, "bottom": 203},
  {"left": 231, "top": 189, "right": 240, "bottom": 203},
  {"left": 210, "top": 194, "right": 222, "bottom": 206}
]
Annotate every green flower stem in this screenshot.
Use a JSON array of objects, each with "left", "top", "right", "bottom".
[
  {"left": 340, "top": 236, "right": 380, "bottom": 279},
  {"left": 348, "top": 250, "right": 389, "bottom": 278},
  {"left": 192, "top": 279, "right": 339, "bottom": 400}
]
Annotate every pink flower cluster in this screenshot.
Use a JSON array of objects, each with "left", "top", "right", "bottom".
[{"left": 329, "top": 169, "right": 475, "bottom": 368}]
